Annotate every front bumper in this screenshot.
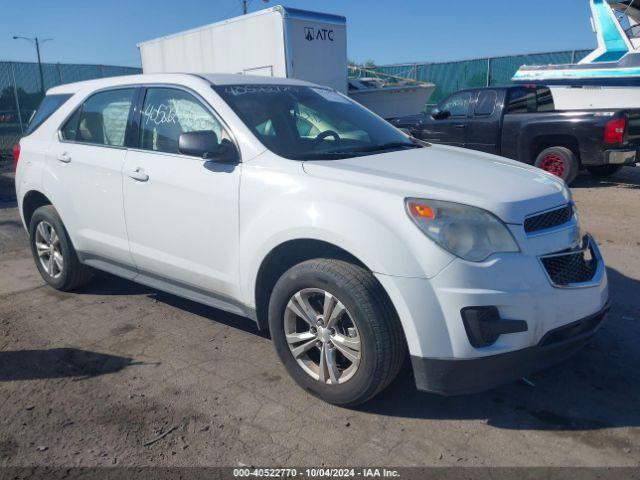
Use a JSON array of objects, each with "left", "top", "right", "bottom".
[{"left": 411, "top": 301, "right": 610, "bottom": 395}]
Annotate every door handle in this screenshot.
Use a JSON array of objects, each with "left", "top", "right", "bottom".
[
  {"left": 127, "top": 167, "right": 149, "bottom": 182},
  {"left": 454, "top": 124, "right": 466, "bottom": 129},
  {"left": 57, "top": 152, "right": 71, "bottom": 163}
]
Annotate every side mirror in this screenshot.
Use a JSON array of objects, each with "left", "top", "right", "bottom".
[
  {"left": 178, "top": 131, "right": 239, "bottom": 164},
  {"left": 431, "top": 108, "right": 450, "bottom": 120}
]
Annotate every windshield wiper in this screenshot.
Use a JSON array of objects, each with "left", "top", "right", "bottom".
[
  {"left": 353, "top": 142, "right": 422, "bottom": 153},
  {"left": 294, "top": 151, "right": 361, "bottom": 160}
]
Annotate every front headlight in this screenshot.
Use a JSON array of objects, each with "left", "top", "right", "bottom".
[{"left": 405, "top": 198, "right": 520, "bottom": 262}]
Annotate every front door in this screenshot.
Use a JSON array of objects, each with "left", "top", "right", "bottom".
[
  {"left": 122, "top": 87, "right": 241, "bottom": 298},
  {"left": 419, "top": 91, "right": 471, "bottom": 147}
]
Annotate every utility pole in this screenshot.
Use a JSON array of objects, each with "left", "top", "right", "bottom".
[
  {"left": 242, "top": 0, "right": 269, "bottom": 15},
  {"left": 12, "top": 36, "right": 53, "bottom": 94}
]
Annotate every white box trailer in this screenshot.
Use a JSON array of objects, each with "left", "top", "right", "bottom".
[{"left": 138, "top": 6, "right": 348, "bottom": 93}]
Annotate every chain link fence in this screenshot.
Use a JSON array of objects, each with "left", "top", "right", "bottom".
[
  {"left": 0, "top": 61, "right": 141, "bottom": 160},
  {"left": 1, "top": 51, "right": 593, "bottom": 159},
  {"left": 365, "top": 49, "right": 593, "bottom": 110}
]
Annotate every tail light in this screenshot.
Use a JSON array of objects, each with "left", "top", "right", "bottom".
[
  {"left": 12, "top": 142, "right": 21, "bottom": 170},
  {"left": 605, "top": 117, "right": 626, "bottom": 145}
]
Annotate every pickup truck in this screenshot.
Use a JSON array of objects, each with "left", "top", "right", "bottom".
[{"left": 390, "top": 85, "right": 640, "bottom": 184}]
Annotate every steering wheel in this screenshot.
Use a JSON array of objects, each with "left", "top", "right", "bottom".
[{"left": 314, "top": 130, "right": 341, "bottom": 145}]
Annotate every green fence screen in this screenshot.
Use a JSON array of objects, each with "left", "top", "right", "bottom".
[
  {"left": 0, "top": 61, "right": 141, "bottom": 158},
  {"left": 364, "top": 49, "right": 593, "bottom": 110},
  {"left": 2, "top": 50, "right": 593, "bottom": 158}
]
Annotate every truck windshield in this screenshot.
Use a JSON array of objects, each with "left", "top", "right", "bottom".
[{"left": 213, "top": 84, "right": 421, "bottom": 160}]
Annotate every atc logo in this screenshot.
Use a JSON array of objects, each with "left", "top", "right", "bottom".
[{"left": 304, "top": 26, "right": 334, "bottom": 42}]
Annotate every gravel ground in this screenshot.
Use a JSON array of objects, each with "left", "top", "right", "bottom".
[{"left": 0, "top": 163, "right": 639, "bottom": 467}]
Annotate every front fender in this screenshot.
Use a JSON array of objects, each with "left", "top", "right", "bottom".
[{"left": 238, "top": 162, "right": 455, "bottom": 308}]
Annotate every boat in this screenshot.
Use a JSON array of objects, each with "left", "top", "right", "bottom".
[
  {"left": 347, "top": 68, "right": 435, "bottom": 119},
  {"left": 513, "top": 0, "right": 640, "bottom": 108}
]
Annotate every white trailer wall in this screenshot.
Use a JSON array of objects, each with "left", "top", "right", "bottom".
[
  {"left": 139, "top": 9, "right": 287, "bottom": 77},
  {"left": 138, "top": 6, "right": 348, "bottom": 93}
]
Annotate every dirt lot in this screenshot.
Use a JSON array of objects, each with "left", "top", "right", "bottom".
[{"left": 0, "top": 162, "right": 639, "bottom": 468}]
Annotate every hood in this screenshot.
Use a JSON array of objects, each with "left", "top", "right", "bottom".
[{"left": 302, "top": 144, "right": 570, "bottom": 224}]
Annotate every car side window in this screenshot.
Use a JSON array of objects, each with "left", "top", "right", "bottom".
[
  {"left": 64, "top": 89, "right": 136, "bottom": 146},
  {"left": 506, "top": 87, "right": 536, "bottom": 114},
  {"left": 440, "top": 92, "right": 472, "bottom": 117},
  {"left": 474, "top": 91, "right": 497, "bottom": 116},
  {"left": 139, "top": 88, "right": 229, "bottom": 155},
  {"left": 60, "top": 108, "right": 82, "bottom": 141}
]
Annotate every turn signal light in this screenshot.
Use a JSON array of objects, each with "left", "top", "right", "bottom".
[{"left": 408, "top": 201, "right": 435, "bottom": 219}]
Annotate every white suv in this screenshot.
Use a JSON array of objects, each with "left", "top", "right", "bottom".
[{"left": 14, "top": 73, "right": 609, "bottom": 406}]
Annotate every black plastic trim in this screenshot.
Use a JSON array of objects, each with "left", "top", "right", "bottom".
[{"left": 412, "top": 302, "right": 610, "bottom": 395}]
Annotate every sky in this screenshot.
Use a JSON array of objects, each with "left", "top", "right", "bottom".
[{"left": 1, "top": 0, "right": 596, "bottom": 68}]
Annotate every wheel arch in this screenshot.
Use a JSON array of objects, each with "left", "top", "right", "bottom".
[
  {"left": 21, "top": 190, "right": 53, "bottom": 232},
  {"left": 253, "top": 238, "right": 374, "bottom": 332},
  {"left": 529, "top": 134, "right": 581, "bottom": 165}
]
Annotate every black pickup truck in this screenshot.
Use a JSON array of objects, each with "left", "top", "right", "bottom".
[{"left": 390, "top": 85, "right": 640, "bottom": 184}]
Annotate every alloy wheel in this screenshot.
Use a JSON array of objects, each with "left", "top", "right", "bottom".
[
  {"left": 284, "top": 288, "right": 361, "bottom": 385},
  {"left": 34, "top": 220, "right": 64, "bottom": 279},
  {"left": 540, "top": 153, "right": 566, "bottom": 178}
]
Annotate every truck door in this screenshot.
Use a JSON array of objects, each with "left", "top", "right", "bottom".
[
  {"left": 466, "top": 89, "right": 501, "bottom": 154},
  {"left": 419, "top": 91, "right": 471, "bottom": 147}
]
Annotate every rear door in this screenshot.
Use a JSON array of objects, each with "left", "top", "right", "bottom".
[
  {"left": 419, "top": 91, "right": 472, "bottom": 147},
  {"left": 46, "top": 88, "right": 137, "bottom": 268},
  {"left": 465, "top": 89, "right": 501, "bottom": 154},
  {"left": 122, "top": 86, "right": 241, "bottom": 299}
]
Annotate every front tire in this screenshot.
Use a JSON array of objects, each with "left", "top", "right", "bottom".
[
  {"left": 587, "top": 164, "right": 623, "bottom": 178},
  {"left": 268, "top": 259, "right": 406, "bottom": 407},
  {"left": 534, "top": 146, "right": 579, "bottom": 184},
  {"left": 29, "top": 205, "right": 92, "bottom": 291}
]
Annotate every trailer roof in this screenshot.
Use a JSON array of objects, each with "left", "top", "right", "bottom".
[{"left": 137, "top": 5, "right": 346, "bottom": 47}]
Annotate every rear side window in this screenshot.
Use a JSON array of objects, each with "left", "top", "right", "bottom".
[
  {"left": 507, "top": 87, "right": 554, "bottom": 113},
  {"left": 62, "top": 88, "right": 136, "bottom": 146},
  {"left": 536, "top": 87, "right": 555, "bottom": 112},
  {"left": 474, "top": 90, "right": 497, "bottom": 116},
  {"left": 25, "top": 94, "right": 72, "bottom": 135},
  {"left": 506, "top": 87, "right": 536, "bottom": 114}
]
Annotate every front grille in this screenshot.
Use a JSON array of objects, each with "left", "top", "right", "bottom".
[
  {"left": 541, "top": 248, "right": 597, "bottom": 286},
  {"left": 524, "top": 204, "right": 574, "bottom": 233}
]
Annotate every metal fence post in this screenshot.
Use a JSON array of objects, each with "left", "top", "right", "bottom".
[
  {"left": 10, "top": 62, "right": 24, "bottom": 134},
  {"left": 486, "top": 57, "right": 492, "bottom": 86}
]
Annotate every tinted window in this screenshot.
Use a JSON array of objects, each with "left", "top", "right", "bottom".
[
  {"left": 536, "top": 87, "right": 555, "bottom": 112},
  {"left": 440, "top": 92, "right": 472, "bottom": 117},
  {"left": 61, "top": 108, "right": 82, "bottom": 141},
  {"left": 474, "top": 90, "right": 497, "bottom": 116},
  {"left": 506, "top": 87, "right": 536, "bottom": 114},
  {"left": 140, "top": 88, "right": 228, "bottom": 154},
  {"left": 214, "top": 84, "right": 416, "bottom": 160},
  {"left": 26, "top": 94, "right": 72, "bottom": 135},
  {"left": 74, "top": 89, "right": 135, "bottom": 146}
]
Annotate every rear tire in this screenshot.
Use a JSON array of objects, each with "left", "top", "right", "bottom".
[
  {"left": 29, "top": 205, "right": 92, "bottom": 291},
  {"left": 534, "top": 146, "right": 579, "bottom": 185},
  {"left": 268, "top": 259, "right": 406, "bottom": 407},
  {"left": 587, "top": 164, "right": 623, "bottom": 178}
]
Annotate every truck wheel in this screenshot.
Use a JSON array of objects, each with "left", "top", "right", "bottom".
[
  {"left": 587, "top": 165, "right": 623, "bottom": 178},
  {"left": 534, "top": 147, "right": 579, "bottom": 184},
  {"left": 268, "top": 259, "right": 406, "bottom": 407},
  {"left": 29, "top": 205, "right": 93, "bottom": 291}
]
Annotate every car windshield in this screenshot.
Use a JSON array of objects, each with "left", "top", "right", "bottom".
[{"left": 213, "top": 84, "right": 422, "bottom": 160}]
